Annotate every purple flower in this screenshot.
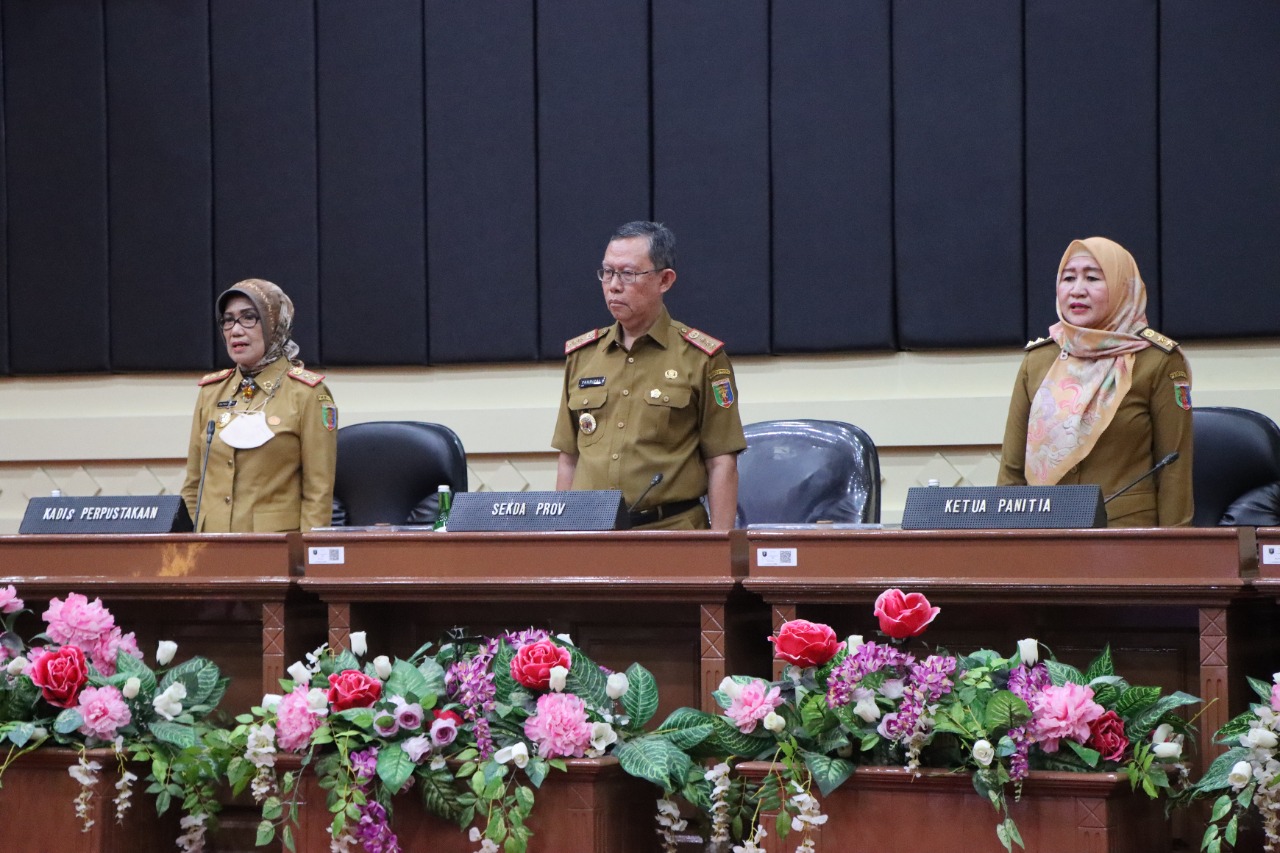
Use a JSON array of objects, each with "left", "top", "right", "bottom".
[
  {"left": 430, "top": 715, "right": 459, "bottom": 747},
  {"left": 353, "top": 800, "right": 401, "bottom": 853},
  {"left": 447, "top": 650, "right": 498, "bottom": 758},
  {"left": 349, "top": 746, "right": 379, "bottom": 783},
  {"left": 391, "top": 696, "right": 424, "bottom": 731}
]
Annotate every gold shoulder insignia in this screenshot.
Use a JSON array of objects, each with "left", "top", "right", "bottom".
[
  {"left": 682, "top": 327, "right": 724, "bottom": 356},
  {"left": 1140, "top": 327, "right": 1178, "bottom": 353},
  {"left": 1024, "top": 336, "right": 1054, "bottom": 351},
  {"left": 287, "top": 366, "right": 326, "bottom": 387},
  {"left": 197, "top": 368, "right": 234, "bottom": 386},
  {"left": 564, "top": 328, "right": 602, "bottom": 355}
]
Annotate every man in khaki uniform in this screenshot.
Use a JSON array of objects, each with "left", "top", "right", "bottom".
[
  {"left": 552, "top": 221, "right": 746, "bottom": 530},
  {"left": 181, "top": 279, "right": 337, "bottom": 532}
]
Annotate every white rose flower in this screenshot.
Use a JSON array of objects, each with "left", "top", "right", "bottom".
[
  {"left": 556, "top": 633, "right": 574, "bottom": 645},
  {"left": 32, "top": 726, "right": 48, "bottom": 740},
  {"left": 606, "top": 672, "right": 630, "bottom": 700},
  {"left": 122, "top": 677, "right": 142, "bottom": 699},
  {"left": 853, "top": 697, "right": 881, "bottom": 723},
  {"left": 260, "top": 693, "right": 282, "bottom": 712},
  {"left": 1244, "top": 727, "right": 1280, "bottom": 750},
  {"left": 591, "top": 722, "right": 618, "bottom": 752},
  {"left": 1228, "top": 760, "right": 1254, "bottom": 790},
  {"left": 1016, "top": 638, "right": 1039, "bottom": 666},
  {"left": 1152, "top": 723, "right": 1174, "bottom": 744},
  {"left": 348, "top": 632, "right": 367, "bottom": 657},
  {"left": 306, "top": 688, "right": 330, "bottom": 716},
  {"left": 7, "top": 656, "right": 29, "bottom": 676},
  {"left": 548, "top": 665, "right": 569, "bottom": 693},
  {"left": 429, "top": 754, "right": 447, "bottom": 771},
  {"left": 373, "top": 655, "right": 393, "bottom": 680},
  {"left": 469, "top": 827, "right": 483, "bottom": 843},
  {"left": 972, "top": 739, "right": 995, "bottom": 767},
  {"left": 718, "top": 677, "right": 743, "bottom": 701},
  {"left": 155, "top": 640, "right": 178, "bottom": 667},
  {"left": 1153, "top": 741, "right": 1182, "bottom": 760},
  {"left": 286, "top": 661, "right": 312, "bottom": 686},
  {"left": 152, "top": 683, "right": 188, "bottom": 721},
  {"left": 846, "top": 635, "right": 864, "bottom": 652},
  {"left": 494, "top": 742, "right": 529, "bottom": 769},
  {"left": 763, "top": 712, "right": 786, "bottom": 733}
]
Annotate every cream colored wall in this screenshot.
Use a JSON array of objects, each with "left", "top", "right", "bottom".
[{"left": 2, "top": 339, "right": 1278, "bottom": 532}]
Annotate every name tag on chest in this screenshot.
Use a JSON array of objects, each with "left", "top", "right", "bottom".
[{"left": 578, "top": 377, "right": 606, "bottom": 388}]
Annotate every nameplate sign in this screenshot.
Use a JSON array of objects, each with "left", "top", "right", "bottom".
[
  {"left": 20, "top": 495, "right": 194, "bottom": 534},
  {"left": 448, "top": 490, "right": 628, "bottom": 532},
  {"left": 901, "top": 485, "right": 1106, "bottom": 530}
]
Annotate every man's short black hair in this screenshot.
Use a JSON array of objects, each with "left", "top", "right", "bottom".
[{"left": 610, "top": 221, "right": 676, "bottom": 271}]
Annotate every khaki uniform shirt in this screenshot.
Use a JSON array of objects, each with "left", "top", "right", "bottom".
[
  {"left": 551, "top": 307, "right": 747, "bottom": 528},
  {"left": 997, "top": 335, "right": 1194, "bottom": 527},
  {"left": 181, "top": 359, "right": 338, "bottom": 532}
]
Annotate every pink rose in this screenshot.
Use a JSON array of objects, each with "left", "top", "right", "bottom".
[
  {"left": 77, "top": 685, "right": 132, "bottom": 740},
  {"left": 43, "top": 593, "right": 116, "bottom": 648},
  {"left": 510, "top": 639, "right": 572, "bottom": 691},
  {"left": 275, "top": 686, "right": 322, "bottom": 751},
  {"left": 1271, "top": 682, "right": 1280, "bottom": 714},
  {"left": 0, "top": 584, "right": 23, "bottom": 615},
  {"left": 725, "top": 679, "right": 784, "bottom": 734},
  {"left": 873, "top": 589, "right": 940, "bottom": 640},
  {"left": 1030, "top": 683, "right": 1105, "bottom": 753},
  {"left": 430, "top": 711, "right": 460, "bottom": 747},
  {"left": 523, "top": 693, "right": 593, "bottom": 758},
  {"left": 1087, "top": 710, "right": 1130, "bottom": 762},
  {"left": 90, "top": 628, "right": 143, "bottom": 676},
  {"left": 770, "top": 620, "right": 840, "bottom": 667},
  {"left": 30, "top": 645, "right": 90, "bottom": 708},
  {"left": 327, "top": 669, "right": 382, "bottom": 711}
]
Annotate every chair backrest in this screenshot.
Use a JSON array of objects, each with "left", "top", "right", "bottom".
[
  {"left": 736, "top": 419, "right": 881, "bottom": 526},
  {"left": 332, "top": 421, "right": 468, "bottom": 526},
  {"left": 1191, "top": 406, "right": 1280, "bottom": 526}
]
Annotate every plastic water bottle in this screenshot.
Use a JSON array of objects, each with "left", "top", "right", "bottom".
[{"left": 432, "top": 485, "right": 452, "bottom": 531}]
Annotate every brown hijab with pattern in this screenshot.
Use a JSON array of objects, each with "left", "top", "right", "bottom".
[{"left": 216, "top": 279, "right": 302, "bottom": 374}]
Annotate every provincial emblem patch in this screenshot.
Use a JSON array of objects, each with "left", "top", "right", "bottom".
[
  {"left": 1173, "top": 380, "right": 1192, "bottom": 411},
  {"left": 322, "top": 402, "right": 339, "bottom": 431},
  {"left": 712, "top": 378, "right": 734, "bottom": 408}
]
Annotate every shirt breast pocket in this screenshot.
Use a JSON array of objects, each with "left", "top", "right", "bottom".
[
  {"left": 643, "top": 385, "right": 692, "bottom": 439},
  {"left": 570, "top": 388, "right": 608, "bottom": 448}
]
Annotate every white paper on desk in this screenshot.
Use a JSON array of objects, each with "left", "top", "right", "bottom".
[
  {"left": 308, "top": 546, "right": 345, "bottom": 565},
  {"left": 757, "top": 548, "right": 798, "bottom": 567},
  {"left": 1264, "top": 545, "right": 1280, "bottom": 565}
]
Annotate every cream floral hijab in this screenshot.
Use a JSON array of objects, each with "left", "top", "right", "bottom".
[
  {"left": 1024, "top": 238, "right": 1152, "bottom": 485},
  {"left": 216, "top": 278, "right": 303, "bottom": 374}
]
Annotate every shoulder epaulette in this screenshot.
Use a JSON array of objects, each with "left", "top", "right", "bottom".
[
  {"left": 681, "top": 327, "right": 724, "bottom": 356},
  {"left": 564, "top": 328, "right": 602, "bottom": 355},
  {"left": 1024, "top": 336, "right": 1054, "bottom": 351},
  {"left": 287, "top": 366, "right": 326, "bottom": 387},
  {"left": 197, "top": 368, "right": 234, "bottom": 386},
  {"left": 1140, "top": 327, "right": 1179, "bottom": 353}
]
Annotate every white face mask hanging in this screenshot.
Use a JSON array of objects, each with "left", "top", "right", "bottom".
[{"left": 218, "top": 411, "right": 276, "bottom": 449}]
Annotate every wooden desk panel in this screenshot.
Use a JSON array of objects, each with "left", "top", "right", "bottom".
[
  {"left": 743, "top": 527, "right": 1257, "bottom": 768},
  {"left": 301, "top": 529, "right": 764, "bottom": 719},
  {"left": 0, "top": 533, "right": 309, "bottom": 713}
]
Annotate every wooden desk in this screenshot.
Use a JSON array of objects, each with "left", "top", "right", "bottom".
[
  {"left": 0, "top": 533, "right": 308, "bottom": 712},
  {"left": 743, "top": 527, "right": 1258, "bottom": 766},
  {"left": 300, "top": 529, "right": 763, "bottom": 718},
  {"left": 1258, "top": 527, "right": 1280, "bottom": 584}
]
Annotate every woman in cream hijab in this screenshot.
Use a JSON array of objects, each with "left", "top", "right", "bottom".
[
  {"left": 180, "top": 279, "right": 338, "bottom": 532},
  {"left": 997, "top": 238, "right": 1193, "bottom": 526}
]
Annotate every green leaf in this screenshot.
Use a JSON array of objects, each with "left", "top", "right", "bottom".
[
  {"left": 615, "top": 736, "right": 692, "bottom": 790},
  {"left": 115, "top": 649, "right": 158, "bottom": 695},
  {"left": 708, "top": 715, "right": 775, "bottom": 758},
  {"left": 1215, "top": 712, "right": 1259, "bottom": 744},
  {"left": 150, "top": 721, "right": 198, "bottom": 749},
  {"left": 1247, "top": 676, "right": 1273, "bottom": 702},
  {"left": 255, "top": 819, "right": 276, "bottom": 846},
  {"left": 417, "top": 657, "right": 448, "bottom": 698},
  {"left": 54, "top": 708, "right": 83, "bottom": 735},
  {"left": 377, "top": 743, "right": 415, "bottom": 792},
  {"left": 1083, "top": 645, "right": 1115, "bottom": 681},
  {"left": 491, "top": 644, "right": 520, "bottom": 704},
  {"left": 418, "top": 767, "right": 466, "bottom": 824},
  {"left": 1209, "top": 793, "right": 1232, "bottom": 822},
  {"left": 983, "top": 691, "right": 1032, "bottom": 734},
  {"left": 514, "top": 785, "right": 535, "bottom": 813},
  {"left": 665, "top": 723, "right": 714, "bottom": 751},
  {"left": 564, "top": 646, "right": 609, "bottom": 709},
  {"left": 385, "top": 659, "right": 432, "bottom": 704},
  {"left": 1226, "top": 814, "right": 1239, "bottom": 845},
  {"left": 335, "top": 707, "right": 376, "bottom": 729},
  {"left": 1044, "top": 660, "right": 1084, "bottom": 687},
  {"left": 1113, "top": 685, "right": 1162, "bottom": 719},
  {"left": 157, "top": 656, "right": 222, "bottom": 707},
  {"left": 1125, "top": 691, "right": 1200, "bottom": 740},
  {"left": 801, "top": 750, "right": 854, "bottom": 797},
  {"left": 1063, "top": 739, "right": 1100, "bottom": 768},
  {"left": 263, "top": 796, "right": 283, "bottom": 820},
  {"left": 620, "top": 663, "right": 659, "bottom": 727},
  {"left": 6, "top": 722, "right": 35, "bottom": 748},
  {"left": 525, "top": 757, "right": 549, "bottom": 788}
]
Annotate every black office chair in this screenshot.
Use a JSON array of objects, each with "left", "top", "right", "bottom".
[
  {"left": 331, "top": 421, "right": 468, "bottom": 526},
  {"left": 735, "top": 419, "right": 881, "bottom": 526},
  {"left": 1191, "top": 406, "right": 1280, "bottom": 526}
]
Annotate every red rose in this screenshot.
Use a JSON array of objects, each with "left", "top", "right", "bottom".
[
  {"left": 509, "top": 639, "right": 571, "bottom": 690},
  {"left": 770, "top": 619, "right": 840, "bottom": 667},
  {"left": 433, "top": 709, "right": 463, "bottom": 726},
  {"left": 327, "top": 669, "right": 382, "bottom": 711},
  {"left": 30, "top": 645, "right": 90, "bottom": 708},
  {"left": 1087, "top": 710, "right": 1130, "bottom": 762},
  {"left": 873, "top": 589, "right": 940, "bottom": 640}
]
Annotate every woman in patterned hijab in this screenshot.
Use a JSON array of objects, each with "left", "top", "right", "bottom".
[
  {"left": 996, "top": 237, "right": 1194, "bottom": 526},
  {"left": 215, "top": 278, "right": 302, "bottom": 371}
]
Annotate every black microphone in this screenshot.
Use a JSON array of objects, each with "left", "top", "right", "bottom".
[
  {"left": 1103, "top": 452, "right": 1179, "bottom": 504},
  {"left": 192, "top": 420, "right": 215, "bottom": 531},
  {"left": 627, "top": 473, "right": 664, "bottom": 514}
]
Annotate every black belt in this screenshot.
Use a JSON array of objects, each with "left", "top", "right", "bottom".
[{"left": 628, "top": 498, "right": 704, "bottom": 528}]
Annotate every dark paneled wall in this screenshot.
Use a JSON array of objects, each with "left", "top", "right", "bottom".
[{"left": 1, "top": 1, "right": 1277, "bottom": 375}]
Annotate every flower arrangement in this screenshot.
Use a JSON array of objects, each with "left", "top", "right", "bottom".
[
  {"left": 227, "top": 626, "right": 700, "bottom": 853},
  {"left": 660, "top": 589, "right": 1199, "bottom": 852},
  {"left": 1182, "top": 671, "right": 1280, "bottom": 852},
  {"left": 0, "top": 585, "right": 228, "bottom": 849}
]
